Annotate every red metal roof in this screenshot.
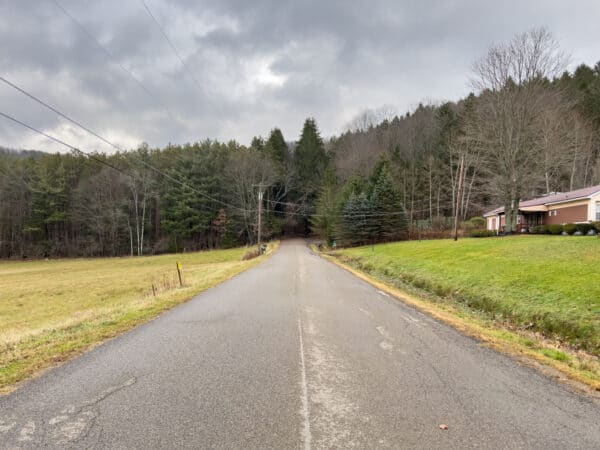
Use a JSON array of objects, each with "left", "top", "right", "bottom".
[{"left": 483, "top": 184, "right": 600, "bottom": 216}]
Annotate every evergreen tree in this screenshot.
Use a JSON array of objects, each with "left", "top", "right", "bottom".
[
  {"left": 337, "top": 176, "right": 367, "bottom": 246},
  {"left": 293, "top": 118, "right": 329, "bottom": 232},
  {"left": 312, "top": 168, "right": 338, "bottom": 245},
  {"left": 340, "top": 191, "right": 375, "bottom": 246},
  {"left": 369, "top": 158, "right": 407, "bottom": 241},
  {"left": 341, "top": 192, "right": 362, "bottom": 246},
  {"left": 265, "top": 128, "right": 288, "bottom": 166},
  {"left": 357, "top": 191, "right": 376, "bottom": 244},
  {"left": 264, "top": 128, "right": 290, "bottom": 220},
  {"left": 25, "top": 157, "right": 68, "bottom": 254},
  {"left": 250, "top": 136, "right": 265, "bottom": 152},
  {"left": 161, "top": 148, "right": 221, "bottom": 250}
]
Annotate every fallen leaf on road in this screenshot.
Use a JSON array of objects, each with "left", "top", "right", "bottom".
[{"left": 439, "top": 424, "right": 449, "bottom": 430}]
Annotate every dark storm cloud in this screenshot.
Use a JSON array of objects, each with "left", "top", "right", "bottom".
[{"left": 1, "top": 0, "right": 599, "bottom": 152}]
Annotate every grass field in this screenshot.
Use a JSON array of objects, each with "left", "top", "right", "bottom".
[
  {"left": 334, "top": 236, "right": 600, "bottom": 356},
  {"left": 0, "top": 245, "right": 274, "bottom": 392}
]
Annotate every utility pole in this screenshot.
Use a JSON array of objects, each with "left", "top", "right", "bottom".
[
  {"left": 257, "top": 187, "right": 263, "bottom": 248},
  {"left": 253, "top": 182, "right": 268, "bottom": 250},
  {"left": 454, "top": 155, "right": 465, "bottom": 242}
]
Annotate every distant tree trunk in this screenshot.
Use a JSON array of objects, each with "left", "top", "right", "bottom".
[
  {"left": 139, "top": 184, "right": 147, "bottom": 256},
  {"left": 427, "top": 157, "right": 433, "bottom": 222},
  {"left": 127, "top": 217, "right": 134, "bottom": 257}
]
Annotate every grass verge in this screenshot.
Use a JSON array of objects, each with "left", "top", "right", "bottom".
[
  {"left": 316, "top": 236, "right": 600, "bottom": 392},
  {"left": 0, "top": 243, "right": 277, "bottom": 393}
]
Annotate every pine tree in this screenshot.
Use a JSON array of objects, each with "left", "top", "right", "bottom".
[
  {"left": 266, "top": 128, "right": 288, "bottom": 166},
  {"left": 341, "top": 192, "right": 361, "bottom": 246},
  {"left": 26, "top": 158, "right": 68, "bottom": 254},
  {"left": 293, "top": 118, "right": 328, "bottom": 213},
  {"left": 264, "top": 128, "right": 290, "bottom": 219},
  {"left": 357, "top": 191, "right": 375, "bottom": 244},
  {"left": 312, "top": 168, "right": 338, "bottom": 246},
  {"left": 340, "top": 191, "right": 375, "bottom": 246},
  {"left": 337, "top": 175, "right": 369, "bottom": 246},
  {"left": 161, "top": 151, "right": 219, "bottom": 250},
  {"left": 369, "top": 158, "right": 407, "bottom": 242}
]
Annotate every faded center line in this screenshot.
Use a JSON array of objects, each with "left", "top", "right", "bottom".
[{"left": 298, "top": 317, "right": 312, "bottom": 450}]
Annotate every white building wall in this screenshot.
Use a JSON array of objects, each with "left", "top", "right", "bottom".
[{"left": 588, "top": 192, "right": 600, "bottom": 221}]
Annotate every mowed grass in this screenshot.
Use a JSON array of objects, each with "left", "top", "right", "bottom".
[
  {"left": 335, "top": 236, "right": 600, "bottom": 355},
  {"left": 0, "top": 245, "right": 274, "bottom": 392}
]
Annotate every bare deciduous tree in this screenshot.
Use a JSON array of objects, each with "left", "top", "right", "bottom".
[
  {"left": 225, "top": 147, "right": 275, "bottom": 243},
  {"left": 344, "top": 105, "right": 397, "bottom": 133},
  {"left": 468, "top": 28, "right": 570, "bottom": 232}
]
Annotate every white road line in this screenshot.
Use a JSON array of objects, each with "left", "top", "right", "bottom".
[
  {"left": 376, "top": 290, "right": 390, "bottom": 298},
  {"left": 298, "top": 317, "right": 312, "bottom": 450}
]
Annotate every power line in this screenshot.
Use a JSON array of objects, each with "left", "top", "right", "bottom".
[
  {"left": 0, "top": 110, "right": 455, "bottom": 222},
  {"left": 267, "top": 196, "right": 449, "bottom": 209},
  {"left": 55, "top": 1, "right": 224, "bottom": 169},
  {"left": 0, "top": 76, "right": 121, "bottom": 153},
  {"left": 264, "top": 197, "right": 457, "bottom": 219},
  {"left": 0, "top": 111, "right": 131, "bottom": 177},
  {"left": 140, "top": 0, "right": 217, "bottom": 114},
  {"left": 52, "top": 0, "right": 232, "bottom": 178},
  {"left": 50, "top": 1, "right": 214, "bottom": 178},
  {"left": 0, "top": 76, "right": 250, "bottom": 213},
  {"left": 52, "top": 0, "right": 179, "bottom": 123}
]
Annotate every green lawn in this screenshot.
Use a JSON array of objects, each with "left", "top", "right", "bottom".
[
  {"left": 334, "top": 236, "right": 600, "bottom": 355},
  {"left": 0, "top": 245, "right": 274, "bottom": 392}
]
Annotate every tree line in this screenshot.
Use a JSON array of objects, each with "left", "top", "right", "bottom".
[
  {"left": 327, "top": 28, "right": 600, "bottom": 235},
  {"left": 0, "top": 119, "right": 328, "bottom": 257},
  {"left": 1, "top": 28, "right": 600, "bottom": 257}
]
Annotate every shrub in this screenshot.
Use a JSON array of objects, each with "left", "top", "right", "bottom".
[
  {"left": 242, "top": 248, "right": 261, "bottom": 260},
  {"left": 591, "top": 221, "right": 600, "bottom": 233},
  {"left": 430, "top": 217, "right": 452, "bottom": 231},
  {"left": 576, "top": 223, "right": 593, "bottom": 234},
  {"left": 469, "top": 229, "right": 496, "bottom": 238},
  {"left": 468, "top": 216, "right": 486, "bottom": 228},
  {"left": 547, "top": 224, "right": 564, "bottom": 235},
  {"left": 563, "top": 223, "right": 578, "bottom": 235},
  {"left": 530, "top": 225, "right": 548, "bottom": 234}
]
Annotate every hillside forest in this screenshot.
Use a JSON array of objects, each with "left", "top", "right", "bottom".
[{"left": 1, "top": 29, "right": 600, "bottom": 257}]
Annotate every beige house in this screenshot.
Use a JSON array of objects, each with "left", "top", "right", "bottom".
[{"left": 484, "top": 184, "right": 600, "bottom": 232}]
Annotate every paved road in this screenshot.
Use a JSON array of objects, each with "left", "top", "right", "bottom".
[{"left": 1, "top": 240, "right": 599, "bottom": 449}]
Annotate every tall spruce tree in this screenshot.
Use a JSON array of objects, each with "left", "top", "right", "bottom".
[
  {"left": 312, "top": 168, "right": 338, "bottom": 245},
  {"left": 341, "top": 191, "right": 375, "bottom": 246},
  {"left": 293, "top": 118, "right": 328, "bottom": 232},
  {"left": 266, "top": 128, "right": 288, "bottom": 166},
  {"left": 369, "top": 158, "right": 407, "bottom": 241}
]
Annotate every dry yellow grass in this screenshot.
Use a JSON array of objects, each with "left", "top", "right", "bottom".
[{"left": 0, "top": 243, "right": 276, "bottom": 393}]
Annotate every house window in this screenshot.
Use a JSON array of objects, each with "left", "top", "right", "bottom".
[
  {"left": 596, "top": 203, "right": 600, "bottom": 221},
  {"left": 548, "top": 210, "right": 558, "bottom": 217}
]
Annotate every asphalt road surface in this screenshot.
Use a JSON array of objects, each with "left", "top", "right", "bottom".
[{"left": 1, "top": 239, "right": 599, "bottom": 449}]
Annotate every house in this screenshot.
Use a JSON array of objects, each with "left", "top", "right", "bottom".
[{"left": 484, "top": 184, "right": 600, "bottom": 232}]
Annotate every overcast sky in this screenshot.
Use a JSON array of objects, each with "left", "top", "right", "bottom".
[{"left": 1, "top": 0, "right": 599, "bottom": 153}]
